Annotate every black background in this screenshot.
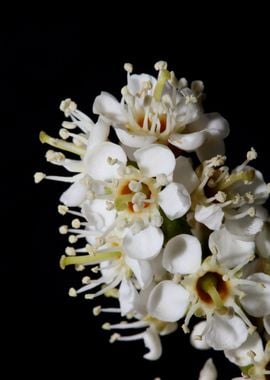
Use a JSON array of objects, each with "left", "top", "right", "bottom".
[{"left": 4, "top": 18, "right": 269, "bottom": 379}]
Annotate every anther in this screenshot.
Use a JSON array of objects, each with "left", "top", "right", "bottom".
[
  {"left": 60, "top": 98, "right": 77, "bottom": 117},
  {"left": 102, "top": 322, "right": 111, "bottom": 330},
  {"left": 82, "top": 276, "right": 91, "bottom": 284},
  {"left": 59, "top": 225, "right": 68, "bottom": 234},
  {"left": 109, "top": 333, "right": 120, "bottom": 343},
  {"left": 124, "top": 63, "right": 133, "bottom": 73},
  {"left": 68, "top": 288, "right": 77, "bottom": 297},
  {"left": 58, "top": 205, "right": 68, "bottom": 215},
  {"left": 65, "top": 247, "right": 76, "bottom": 256},
  {"left": 34, "top": 172, "right": 46, "bottom": 183},
  {"left": 69, "top": 235, "right": 78, "bottom": 243},
  {"left": 93, "top": 306, "right": 101, "bottom": 316},
  {"left": 154, "top": 61, "right": 168, "bottom": 71},
  {"left": 71, "top": 218, "right": 81, "bottom": 228},
  {"left": 59, "top": 128, "right": 69, "bottom": 140}
]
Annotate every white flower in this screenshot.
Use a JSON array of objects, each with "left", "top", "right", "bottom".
[
  {"left": 230, "top": 341, "right": 270, "bottom": 379},
  {"left": 93, "top": 62, "right": 229, "bottom": 161},
  {"left": 82, "top": 142, "right": 191, "bottom": 230},
  {"left": 190, "top": 151, "right": 269, "bottom": 234},
  {"left": 224, "top": 331, "right": 264, "bottom": 367},
  {"left": 148, "top": 232, "right": 262, "bottom": 350},
  {"left": 95, "top": 282, "right": 178, "bottom": 360},
  {"left": 35, "top": 100, "right": 110, "bottom": 207}
]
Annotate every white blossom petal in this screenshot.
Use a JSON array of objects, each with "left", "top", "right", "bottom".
[
  {"left": 127, "top": 74, "right": 156, "bottom": 96},
  {"left": 224, "top": 332, "right": 264, "bottom": 367},
  {"left": 190, "top": 321, "right": 210, "bottom": 350},
  {"left": 196, "top": 135, "right": 226, "bottom": 162},
  {"left": 143, "top": 328, "right": 162, "bottom": 361},
  {"left": 82, "top": 199, "right": 116, "bottom": 230},
  {"left": 163, "top": 234, "right": 202, "bottom": 274},
  {"left": 134, "top": 144, "right": 175, "bottom": 177},
  {"left": 204, "top": 314, "right": 248, "bottom": 350},
  {"left": 256, "top": 222, "right": 270, "bottom": 259},
  {"left": 115, "top": 127, "right": 157, "bottom": 148},
  {"left": 123, "top": 226, "right": 163, "bottom": 260},
  {"left": 147, "top": 280, "right": 190, "bottom": 322},
  {"left": 87, "top": 117, "right": 110, "bottom": 149},
  {"left": 225, "top": 206, "right": 266, "bottom": 239},
  {"left": 263, "top": 315, "right": 270, "bottom": 335},
  {"left": 198, "top": 359, "right": 217, "bottom": 380},
  {"left": 60, "top": 181, "right": 87, "bottom": 207},
  {"left": 195, "top": 204, "right": 224, "bottom": 230},
  {"left": 239, "top": 273, "right": 270, "bottom": 317},
  {"left": 119, "top": 278, "right": 139, "bottom": 316},
  {"left": 93, "top": 92, "right": 128, "bottom": 123},
  {"left": 85, "top": 142, "right": 127, "bottom": 181},
  {"left": 125, "top": 256, "right": 153, "bottom": 289},
  {"left": 173, "top": 156, "right": 199, "bottom": 194},
  {"left": 158, "top": 182, "right": 191, "bottom": 220},
  {"left": 209, "top": 228, "right": 255, "bottom": 269},
  {"left": 169, "top": 130, "right": 207, "bottom": 151}
]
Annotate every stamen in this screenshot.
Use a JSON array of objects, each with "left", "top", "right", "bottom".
[
  {"left": 153, "top": 69, "right": 171, "bottom": 101},
  {"left": 39, "top": 131, "right": 85, "bottom": 156},
  {"left": 217, "top": 169, "right": 255, "bottom": 190},
  {"left": 59, "top": 251, "right": 122, "bottom": 269}
]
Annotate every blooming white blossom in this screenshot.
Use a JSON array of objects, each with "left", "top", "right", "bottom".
[
  {"left": 93, "top": 61, "right": 229, "bottom": 161},
  {"left": 35, "top": 61, "right": 270, "bottom": 379}
]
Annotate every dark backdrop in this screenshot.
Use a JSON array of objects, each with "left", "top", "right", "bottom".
[{"left": 4, "top": 20, "right": 269, "bottom": 379}]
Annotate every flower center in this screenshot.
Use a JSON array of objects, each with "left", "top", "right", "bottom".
[
  {"left": 136, "top": 114, "right": 167, "bottom": 133},
  {"left": 115, "top": 179, "right": 153, "bottom": 213},
  {"left": 196, "top": 272, "right": 229, "bottom": 308}
]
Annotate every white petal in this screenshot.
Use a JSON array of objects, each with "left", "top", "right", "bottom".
[
  {"left": 125, "top": 256, "right": 153, "bottom": 289},
  {"left": 173, "top": 156, "right": 199, "bottom": 194},
  {"left": 85, "top": 142, "right": 127, "bottom": 181},
  {"left": 93, "top": 92, "right": 128, "bottom": 123},
  {"left": 62, "top": 159, "right": 84, "bottom": 173},
  {"left": 204, "top": 314, "right": 248, "bottom": 350},
  {"left": 263, "top": 315, "right": 270, "bottom": 335},
  {"left": 169, "top": 130, "right": 207, "bottom": 151},
  {"left": 224, "top": 331, "right": 264, "bottom": 367},
  {"left": 143, "top": 328, "right": 162, "bottom": 361},
  {"left": 204, "top": 113, "right": 230, "bottom": 138},
  {"left": 147, "top": 280, "right": 190, "bottom": 322},
  {"left": 256, "top": 222, "right": 270, "bottom": 259},
  {"left": 60, "top": 181, "right": 87, "bottom": 207},
  {"left": 119, "top": 278, "right": 139, "bottom": 316},
  {"left": 87, "top": 117, "right": 110, "bottom": 149},
  {"left": 128, "top": 74, "right": 156, "bottom": 96},
  {"left": 190, "top": 321, "right": 210, "bottom": 350},
  {"left": 195, "top": 204, "right": 224, "bottom": 230},
  {"left": 82, "top": 199, "right": 116, "bottom": 230},
  {"left": 239, "top": 273, "right": 270, "bottom": 317},
  {"left": 115, "top": 127, "right": 157, "bottom": 148},
  {"left": 162, "top": 234, "right": 202, "bottom": 274},
  {"left": 225, "top": 205, "right": 266, "bottom": 238},
  {"left": 196, "top": 135, "right": 226, "bottom": 162},
  {"left": 209, "top": 228, "right": 255, "bottom": 269},
  {"left": 187, "top": 113, "right": 229, "bottom": 138},
  {"left": 158, "top": 183, "right": 191, "bottom": 220},
  {"left": 123, "top": 226, "right": 163, "bottom": 260},
  {"left": 134, "top": 144, "right": 175, "bottom": 177},
  {"left": 198, "top": 359, "right": 217, "bottom": 380}
]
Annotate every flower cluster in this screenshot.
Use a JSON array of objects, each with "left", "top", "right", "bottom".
[{"left": 35, "top": 61, "right": 270, "bottom": 379}]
